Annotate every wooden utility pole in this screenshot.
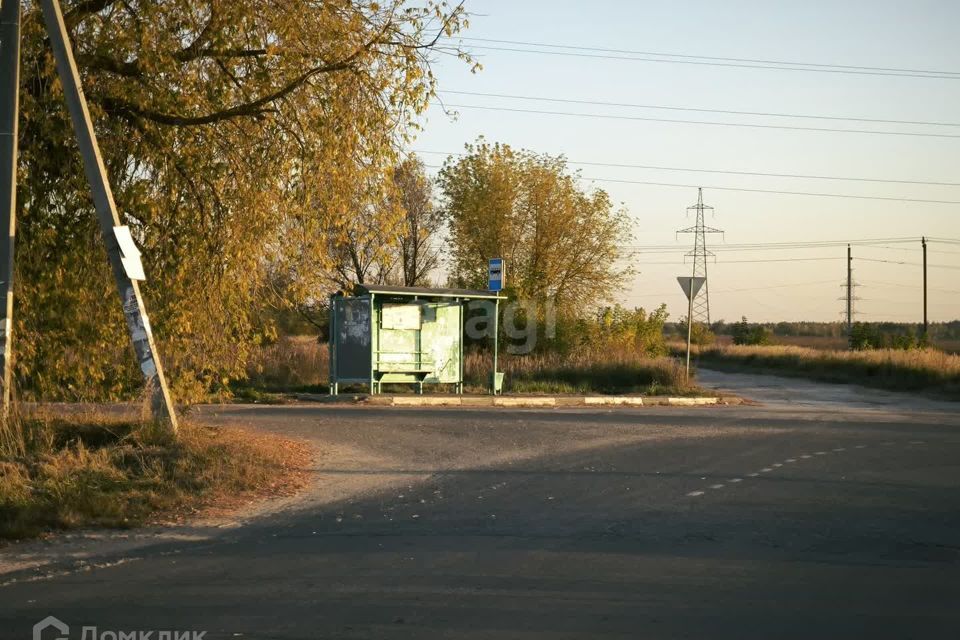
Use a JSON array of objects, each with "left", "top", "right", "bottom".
[
  {"left": 922, "top": 236, "right": 928, "bottom": 341},
  {"left": 29, "top": 0, "right": 178, "bottom": 430},
  {"left": 0, "top": 0, "right": 21, "bottom": 418}
]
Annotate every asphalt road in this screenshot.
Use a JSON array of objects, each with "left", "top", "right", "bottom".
[{"left": 3, "top": 370, "right": 959, "bottom": 639}]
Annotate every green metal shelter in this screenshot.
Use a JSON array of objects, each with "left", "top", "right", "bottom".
[{"left": 328, "top": 285, "right": 505, "bottom": 395}]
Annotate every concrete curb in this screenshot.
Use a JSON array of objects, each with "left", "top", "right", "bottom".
[{"left": 295, "top": 393, "right": 743, "bottom": 408}]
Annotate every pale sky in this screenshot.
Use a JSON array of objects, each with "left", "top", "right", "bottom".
[{"left": 415, "top": 0, "right": 960, "bottom": 323}]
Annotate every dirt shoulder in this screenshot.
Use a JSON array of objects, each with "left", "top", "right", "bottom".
[{"left": 0, "top": 417, "right": 315, "bottom": 583}]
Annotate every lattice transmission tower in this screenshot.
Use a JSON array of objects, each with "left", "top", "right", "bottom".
[{"left": 677, "top": 188, "right": 723, "bottom": 325}]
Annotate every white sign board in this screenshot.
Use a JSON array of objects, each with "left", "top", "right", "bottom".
[
  {"left": 381, "top": 303, "right": 422, "bottom": 330},
  {"left": 677, "top": 276, "right": 706, "bottom": 301},
  {"left": 488, "top": 258, "right": 504, "bottom": 292},
  {"left": 113, "top": 226, "right": 146, "bottom": 281}
]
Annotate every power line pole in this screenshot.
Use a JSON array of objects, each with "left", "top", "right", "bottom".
[
  {"left": 847, "top": 244, "right": 852, "bottom": 333},
  {"left": 677, "top": 188, "right": 723, "bottom": 326},
  {"left": 839, "top": 244, "right": 860, "bottom": 335},
  {"left": 0, "top": 0, "right": 21, "bottom": 418},
  {"left": 922, "top": 236, "right": 928, "bottom": 341},
  {"left": 34, "top": 0, "right": 178, "bottom": 430}
]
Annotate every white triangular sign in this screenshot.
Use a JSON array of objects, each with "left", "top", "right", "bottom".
[{"left": 677, "top": 276, "right": 706, "bottom": 301}]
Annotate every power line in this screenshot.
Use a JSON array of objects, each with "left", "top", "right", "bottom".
[
  {"left": 859, "top": 257, "right": 960, "bottom": 270},
  {"left": 460, "top": 42, "right": 960, "bottom": 81},
  {"left": 620, "top": 279, "right": 838, "bottom": 298},
  {"left": 456, "top": 37, "right": 960, "bottom": 79},
  {"left": 622, "top": 239, "right": 959, "bottom": 255},
  {"left": 578, "top": 177, "right": 960, "bottom": 205},
  {"left": 628, "top": 257, "right": 846, "bottom": 265},
  {"left": 438, "top": 90, "right": 960, "bottom": 129},
  {"left": 423, "top": 163, "right": 960, "bottom": 205},
  {"left": 441, "top": 103, "right": 960, "bottom": 140},
  {"left": 625, "top": 237, "right": 921, "bottom": 250},
  {"left": 416, "top": 149, "right": 960, "bottom": 188},
  {"left": 868, "top": 280, "right": 960, "bottom": 294}
]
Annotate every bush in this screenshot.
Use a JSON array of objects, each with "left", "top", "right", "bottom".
[
  {"left": 849, "top": 323, "right": 919, "bottom": 351},
  {"left": 578, "top": 304, "right": 669, "bottom": 356},
  {"left": 731, "top": 317, "right": 771, "bottom": 346}
]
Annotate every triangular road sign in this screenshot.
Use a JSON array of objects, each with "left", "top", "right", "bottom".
[{"left": 677, "top": 276, "right": 706, "bottom": 301}]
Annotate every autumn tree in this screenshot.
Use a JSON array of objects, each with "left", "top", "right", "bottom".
[
  {"left": 438, "top": 140, "right": 632, "bottom": 314},
  {"left": 14, "top": 0, "right": 474, "bottom": 401},
  {"left": 392, "top": 155, "right": 443, "bottom": 286}
]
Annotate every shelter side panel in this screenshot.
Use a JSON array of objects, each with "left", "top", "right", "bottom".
[{"left": 333, "top": 297, "right": 371, "bottom": 380}]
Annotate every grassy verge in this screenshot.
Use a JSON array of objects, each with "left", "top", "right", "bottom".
[
  {"left": 690, "top": 344, "right": 960, "bottom": 400},
  {"left": 466, "top": 350, "right": 700, "bottom": 395},
  {"left": 246, "top": 335, "right": 704, "bottom": 396},
  {"left": 0, "top": 411, "right": 312, "bottom": 541}
]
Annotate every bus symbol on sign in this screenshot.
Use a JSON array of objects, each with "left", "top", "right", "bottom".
[{"left": 488, "top": 258, "right": 504, "bottom": 292}]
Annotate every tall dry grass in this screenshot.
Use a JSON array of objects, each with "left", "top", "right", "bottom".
[
  {"left": 242, "top": 336, "right": 694, "bottom": 395},
  {"left": 245, "top": 336, "right": 329, "bottom": 391},
  {"left": 698, "top": 344, "right": 960, "bottom": 398},
  {"left": 0, "top": 410, "right": 311, "bottom": 540},
  {"left": 466, "top": 348, "right": 693, "bottom": 395}
]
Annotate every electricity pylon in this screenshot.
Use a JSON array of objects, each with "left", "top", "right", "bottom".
[
  {"left": 677, "top": 188, "right": 723, "bottom": 326},
  {"left": 0, "top": 0, "right": 178, "bottom": 430},
  {"left": 840, "top": 244, "right": 860, "bottom": 333}
]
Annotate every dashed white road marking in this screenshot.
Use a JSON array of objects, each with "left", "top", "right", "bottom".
[
  {"left": 909, "top": 440, "right": 925, "bottom": 445},
  {"left": 686, "top": 440, "right": 875, "bottom": 499},
  {"left": 881, "top": 441, "right": 895, "bottom": 446}
]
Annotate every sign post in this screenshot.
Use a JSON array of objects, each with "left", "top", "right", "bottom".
[
  {"left": 488, "top": 259, "right": 504, "bottom": 394},
  {"left": 677, "top": 276, "right": 706, "bottom": 380},
  {"left": 33, "top": 0, "right": 178, "bottom": 430}
]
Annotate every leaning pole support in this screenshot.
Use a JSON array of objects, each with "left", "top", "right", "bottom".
[
  {"left": 0, "top": 0, "right": 21, "bottom": 419},
  {"left": 38, "top": 0, "right": 178, "bottom": 431}
]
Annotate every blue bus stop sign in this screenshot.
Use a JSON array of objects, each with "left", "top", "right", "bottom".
[{"left": 488, "top": 258, "right": 504, "bottom": 292}]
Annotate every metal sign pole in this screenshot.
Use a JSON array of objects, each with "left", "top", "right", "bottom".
[
  {"left": 677, "top": 276, "right": 705, "bottom": 382},
  {"left": 38, "top": 0, "right": 178, "bottom": 430},
  {"left": 0, "top": 0, "right": 21, "bottom": 418},
  {"left": 686, "top": 292, "right": 693, "bottom": 380}
]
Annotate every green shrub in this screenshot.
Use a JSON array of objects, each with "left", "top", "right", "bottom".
[{"left": 731, "top": 317, "right": 771, "bottom": 346}]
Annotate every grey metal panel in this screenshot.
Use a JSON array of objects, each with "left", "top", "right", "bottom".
[{"left": 333, "top": 297, "right": 371, "bottom": 380}]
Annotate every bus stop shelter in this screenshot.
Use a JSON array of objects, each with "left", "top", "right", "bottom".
[{"left": 328, "top": 284, "right": 505, "bottom": 395}]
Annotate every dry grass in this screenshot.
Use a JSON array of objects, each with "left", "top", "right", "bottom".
[
  {"left": 696, "top": 344, "right": 960, "bottom": 399},
  {"left": 0, "top": 410, "right": 312, "bottom": 540},
  {"left": 241, "top": 335, "right": 697, "bottom": 396},
  {"left": 465, "top": 348, "right": 696, "bottom": 395},
  {"left": 237, "top": 336, "right": 329, "bottom": 400}
]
